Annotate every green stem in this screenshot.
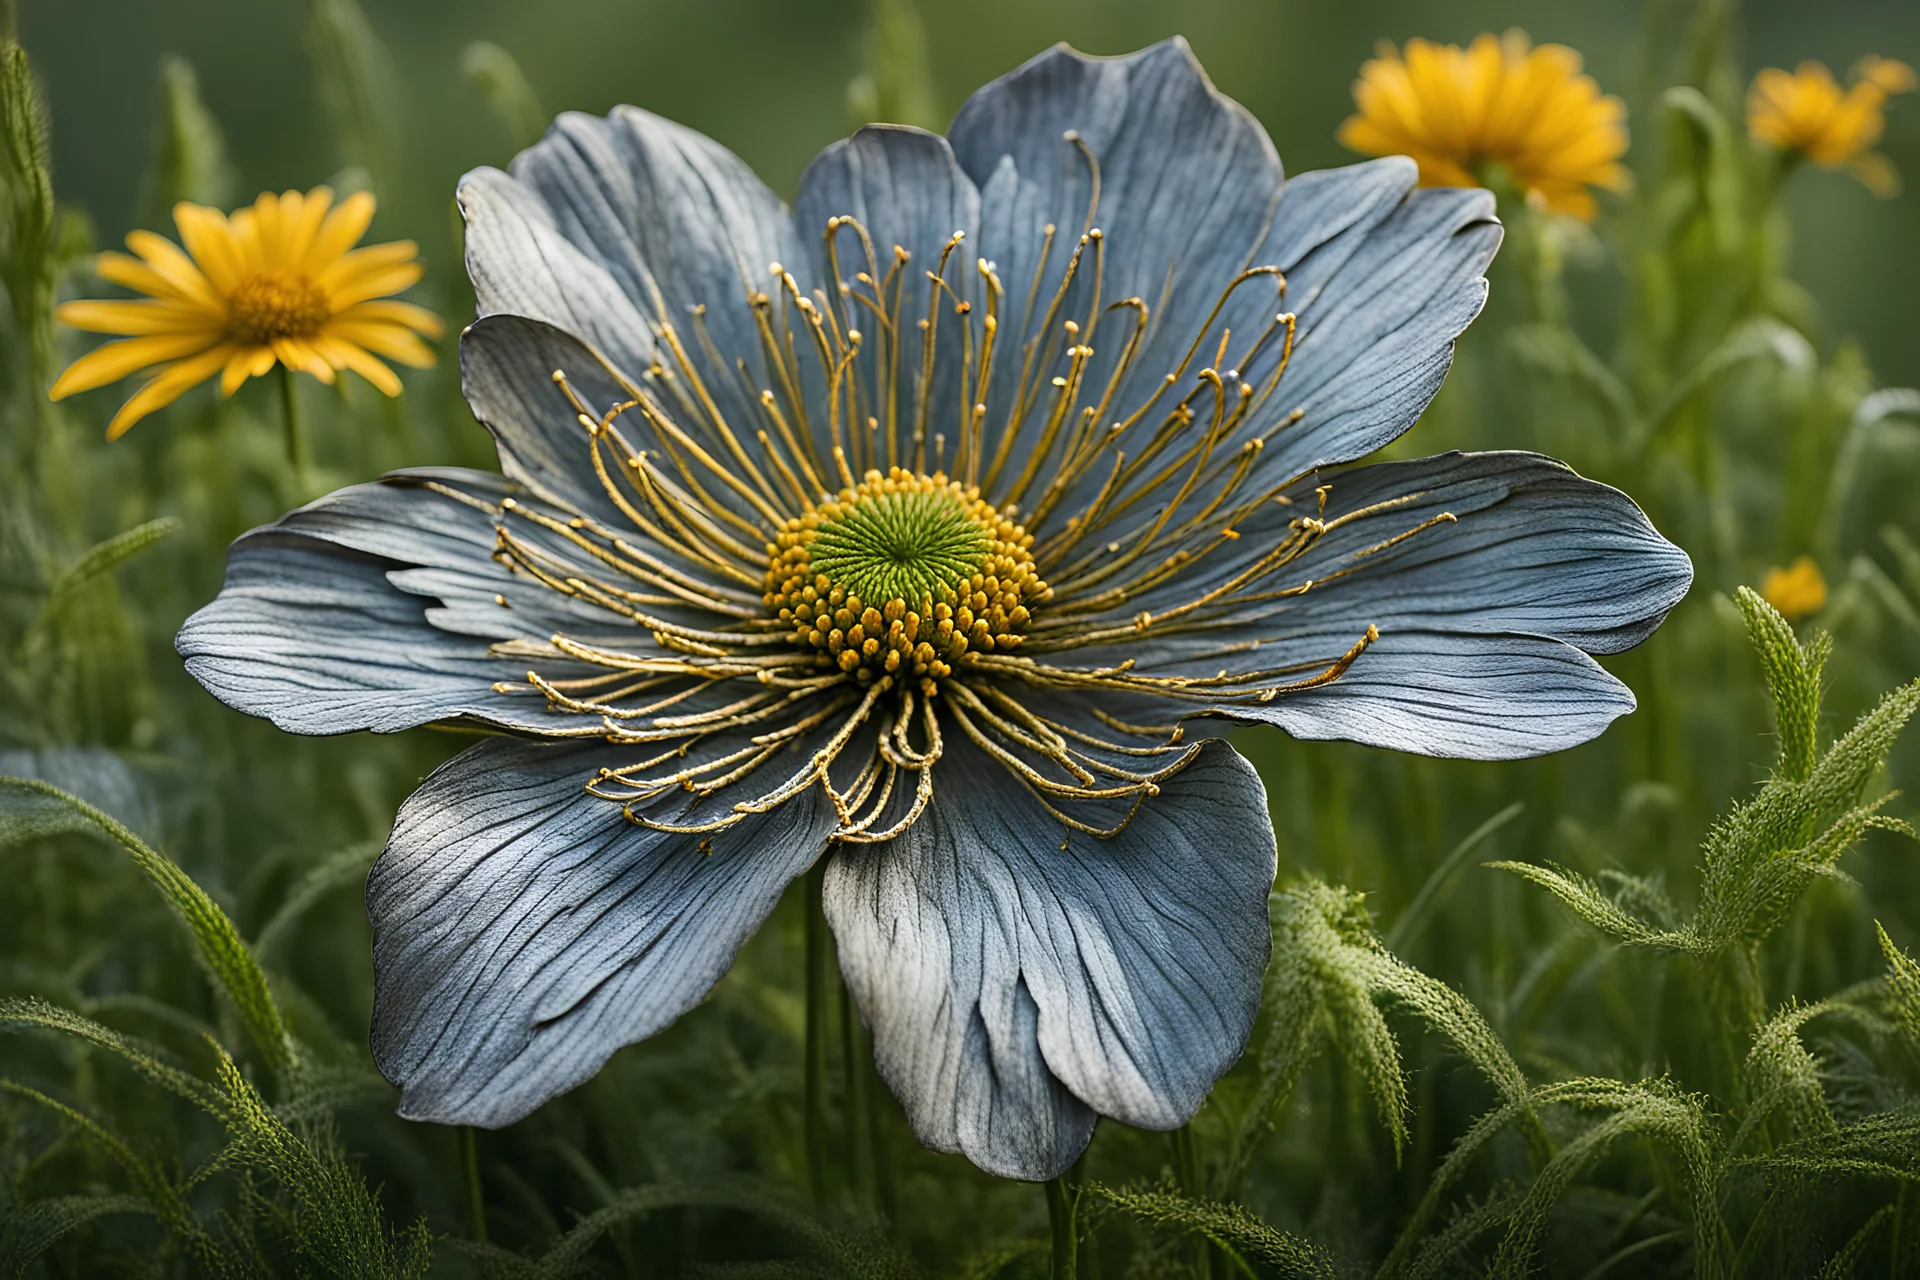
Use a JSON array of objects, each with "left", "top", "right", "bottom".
[
  {"left": 461, "top": 1126, "right": 487, "bottom": 1244},
  {"left": 1171, "top": 1125, "right": 1214, "bottom": 1278},
  {"left": 1045, "top": 1174, "right": 1079, "bottom": 1280},
  {"left": 804, "top": 860, "right": 829, "bottom": 1201},
  {"left": 278, "top": 363, "right": 309, "bottom": 485},
  {"left": 839, "top": 976, "right": 870, "bottom": 1204}
]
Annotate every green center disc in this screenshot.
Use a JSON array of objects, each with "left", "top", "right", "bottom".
[{"left": 806, "top": 489, "right": 990, "bottom": 605}]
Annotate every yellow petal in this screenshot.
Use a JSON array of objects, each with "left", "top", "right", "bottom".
[
  {"left": 105, "top": 343, "right": 236, "bottom": 439},
  {"left": 1849, "top": 150, "right": 1902, "bottom": 197},
  {"left": 51, "top": 330, "right": 224, "bottom": 398},
  {"left": 219, "top": 344, "right": 277, "bottom": 396},
  {"left": 325, "top": 262, "right": 427, "bottom": 310},
  {"left": 124, "top": 230, "right": 223, "bottom": 310},
  {"left": 172, "top": 203, "right": 246, "bottom": 293},
  {"left": 303, "top": 191, "right": 377, "bottom": 272},
  {"left": 92, "top": 251, "right": 211, "bottom": 309},
  {"left": 56, "top": 299, "right": 217, "bottom": 335},
  {"left": 335, "top": 298, "right": 445, "bottom": 337},
  {"left": 272, "top": 336, "right": 336, "bottom": 383},
  {"left": 283, "top": 187, "right": 335, "bottom": 266},
  {"left": 316, "top": 239, "right": 420, "bottom": 288},
  {"left": 325, "top": 320, "right": 437, "bottom": 368},
  {"left": 315, "top": 335, "right": 404, "bottom": 395}
]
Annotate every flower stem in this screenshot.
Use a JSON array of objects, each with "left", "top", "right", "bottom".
[
  {"left": 461, "top": 1126, "right": 488, "bottom": 1244},
  {"left": 278, "top": 363, "right": 310, "bottom": 487},
  {"left": 1046, "top": 1173, "right": 1079, "bottom": 1280},
  {"left": 804, "top": 859, "right": 829, "bottom": 1201}
]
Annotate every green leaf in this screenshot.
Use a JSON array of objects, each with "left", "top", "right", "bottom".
[{"left": 0, "top": 778, "right": 297, "bottom": 1074}]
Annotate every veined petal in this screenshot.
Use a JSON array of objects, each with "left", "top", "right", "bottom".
[
  {"left": 371, "top": 734, "right": 838, "bottom": 1126},
  {"left": 825, "top": 736, "right": 1274, "bottom": 1181},
  {"left": 795, "top": 125, "right": 980, "bottom": 467},
  {"left": 461, "top": 313, "right": 685, "bottom": 532},
  {"left": 950, "top": 40, "right": 1286, "bottom": 474},
  {"left": 50, "top": 330, "right": 224, "bottom": 398},
  {"left": 1220, "top": 630, "right": 1638, "bottom": 759},
  {"left": 176, "top": 469, "right": 623, "bottom": 735},
  {"left": 458, "top": 105, "right": 808, "bottom": 442}
]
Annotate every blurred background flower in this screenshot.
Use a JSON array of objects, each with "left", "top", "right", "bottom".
[
  {"left": 1760, "top": 553, "right": 1829, "bottom": 621},
  {"left": 1337, "top": 30, "right": 1629, "bottom": 218},
  {"left": 50, "top": 187, "right": 440, "bottom": 440},
  {"left": 1748, "top": 55, "right": 1915, "bottom": 194}
]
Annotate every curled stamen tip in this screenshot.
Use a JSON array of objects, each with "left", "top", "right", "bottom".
[
  {"left": 1088, "top": 228, "right": 1103, "bottom": 240},
  {"left": 768, "top": 261, "right": 784, "bottom": 275},
  {"left": 1365, "top": 624, "right": 1381, "bottom": 641},
  {"left": 494, "top": 593, "right": 510, "bottom": 607},
  {"left": 1062, "top": 129, "right": 1080, "bottom": 142},
  {"left": 549, "top": 369, "right": 565, "bottom": 383},
  {"left": 1133, "top": 611, "right": 1153, "bottom": 631}
]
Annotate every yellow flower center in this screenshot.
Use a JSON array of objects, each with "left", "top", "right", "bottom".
[
  {"left": 763, "top": 468, "right": 1048, "bottom": 694},
  {"left": 225, "top": 269, "right": 332, "bottom": 344}
]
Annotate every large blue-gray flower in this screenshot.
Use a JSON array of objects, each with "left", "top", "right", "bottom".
[{"left": 176, "top": 40, "right": 1690, "bottom": 1181}]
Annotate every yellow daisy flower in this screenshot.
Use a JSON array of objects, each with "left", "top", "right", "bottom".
[
  {"left": 1338, "top": 30, "right": 1630, "bottom": 220},
  {"left": 51, "top": 187, "right": 443, "bottom": 439},
  {"left": 1760, "top": 557, "right": 1828, "bottom": 624},
  {"left": 1747, "top": 57, "right": 1915, "bottom": 197}
]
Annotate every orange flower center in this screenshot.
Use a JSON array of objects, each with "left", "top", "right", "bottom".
[{"left": 226, "top": 269, "right": 331, "bottom": 344}]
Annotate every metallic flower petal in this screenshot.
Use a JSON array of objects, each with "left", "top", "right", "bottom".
[
  {"left": 824, "top": 735, "right": 1274, "bottom": 1181},
  {"left": 372, "top": 735, "right": 840, "bottom": 1127}
]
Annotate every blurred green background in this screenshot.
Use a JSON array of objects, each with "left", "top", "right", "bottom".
[{"left": 22, "top": 0, "right": 1920, "bottom": 387}]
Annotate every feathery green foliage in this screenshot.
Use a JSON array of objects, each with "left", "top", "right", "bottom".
[
  {"left": 0, "top": 778, "right": 296, "bottom": 1075},
  {"left": 460, "top": 42, "right": 547, "bottom": 152},
  {"left": 145, "top": 55, "right": 235, "bottom": 217},
  {"left": 1087, "top": 1183, "right": 1334, "bottom": 1279}
]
